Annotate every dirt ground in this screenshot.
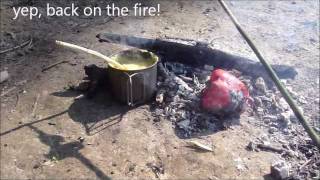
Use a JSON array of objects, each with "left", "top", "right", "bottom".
[{"left": 1, "top": 0, "right": 319, "bottom": 179}]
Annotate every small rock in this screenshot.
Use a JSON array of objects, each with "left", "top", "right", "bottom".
[
  {"left": 128, "top": 164, "right": 136, "bottom": 172},
  {"left": 254, "top": 97, "right": 263, "bottom": 107},
  {"left": 263, "top": 118, "right": 271, "bottom": 124},
  {"left": 256, "top": 107, "right": 264, "bottom": 115},
  {"left": 278, "top": 98, "right": 290, "bottom": 111},
  {"left": 263, "top": 115, "right": 278, "bottom": 122},
  {"left": 155, "top": 109, "right": 164, "bottom": 116},
  {"left": 255, "top": 77, "right": 267, "bottom": 93},
  {"left": 271, "top": 161, "right": 290, "bottom": 180},
  {"left": 178, "top": 110, "right": 188, "bottom": 119},
  {"left": 279, "top": 111, "right": 293, "bottom": 126},
  {"left": 78, "top": 137, "right": 85, "bottom": 143},
  {"left": 153, "top": 117, "right": 161, "bottom": 122},
  {"left": 269, "top": 127, "right": 278, "bottom": 134},
  {"left": 173, "top": 95, "right": 180, "bottom": 102},
  {"left": 298, "top": 96, "right": 307, "bottom": 104},
  {"left": 310, "top": 170, "right": 319, "bottom": 178},
  {"left": 247, "top": 141, "right": 257, "bottom": 151},
  {"left": 156, "top": 90, "right": 165, "bottom": 104},
  {"left": 282, "top": 128, "right": 289, "bottom": 135},
  {"left": 234, "top": 157, "right": 247, "bottom": 171},
  {"left": 0, "top": 71, "right": 9, "bottom": 83},
  {"left": 177, "top": 119, "right": 190, "bottom": 130}
]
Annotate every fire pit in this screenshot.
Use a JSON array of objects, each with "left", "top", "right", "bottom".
[
  {"left": 152, "top": 62, "right": 247, "bottom": 137},
  {"left": 67, "top": 34, "right": 318, "bottom": 180}
]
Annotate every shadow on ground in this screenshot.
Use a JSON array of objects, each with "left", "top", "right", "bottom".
[
  {"left": 53, "top": 88, "right": 236, "bottom": 139},
  {"left": 52, "top": 89, "right": 129, "bottom": 136},
  {"left": 1, "top": 89, "right": 127, "bottom": 179},
  {"left": 28, "top": 124, "right": 111, "bottom": 180},
  {"left": 0, "top": 85, "right": 239, "bottom": 178}
]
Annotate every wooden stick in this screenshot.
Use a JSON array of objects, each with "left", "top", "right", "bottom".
[
  {"left": 41, "top": 60, "right": 68, "bottom": 72},
  {"left": 15, "top": 93, "right": 20, "bottom": 107},
  {"left": 257, "top": 143, "right": 284, "bottom": 154},
  {"left": 55, "top": 40, "right": 127, "bottom": 70},
  {"left": 299, "top": 158, "right": 313, "bottom": 171},
  {"left": 0, "top": 38, "right": 32, "bottom": 55},
  {"left": 1, "top": 87, "right": 17, "bottom": 97},
  {"left": 32, "top": 94, "right": 40, "bottom": 117}
]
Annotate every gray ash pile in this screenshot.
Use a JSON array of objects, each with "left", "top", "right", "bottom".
[
  {"left": 151, "top": 62, "right": 319, "bottom": 179},
  {"left": 152, "top": 62, "right": 241, "bottom": 137},
  {"left": 246, "top": 77, "right": 319, "bottom": 180}
]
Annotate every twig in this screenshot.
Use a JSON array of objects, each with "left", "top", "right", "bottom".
[
  {"left": 15, "top": 93, "right": 20, "bottom": 107},
  {"left": 187, "top": 140, "right": 214, "bottom": 152},
  {"left": 0, "top": 38, "right": 32, "bottom": 55},
  {"left": 32, "top": 94, "right": 40, "bottom": 117},
  {"left": 27, "top": 38, "right": 34, "bottom": 49},
  {"left": 257, "top": 143, "right": 284, "bottom": 154},
  {"left": 1, "top": 86, "right": 17, "bottom": 97},
  {"left": 299, "top": 158, "right": 313, "bottom": 171},
  {"left": 158, "top": 63, "right": 192, "bottom": 91},
  {"left": 173, "top": 75, "right": 193, "bottom": 92},
  {"left": 41, "top": 60, "right": 69, "bottom": 72},
  {"left": 178, "top": 75, "right": 193, "bottom": 83}
]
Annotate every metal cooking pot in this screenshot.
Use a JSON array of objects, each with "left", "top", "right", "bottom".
[{"left": 107, "top": 49, "right": 159, "bottom": 106}]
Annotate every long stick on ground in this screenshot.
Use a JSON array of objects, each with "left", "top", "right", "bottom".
[
  {"left": 55, "top": 40, "right": 127, "bottom": 70},
  {"left": 218, "top": 0, "right": 320, "bottom": 148},
  {"left": 0, "top": 38, "right": 32, "bottom": 55},
  {"left": 42, "top": 60, "right": 69, "bottom": 72}
]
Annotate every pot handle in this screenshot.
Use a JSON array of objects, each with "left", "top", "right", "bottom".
[{"left": 124, "top": 72, "right": 145, "bottom": 106}]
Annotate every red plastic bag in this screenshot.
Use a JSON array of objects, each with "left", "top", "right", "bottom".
[{"left": 201, "top": 69, "right": 250, "bottom": 115}]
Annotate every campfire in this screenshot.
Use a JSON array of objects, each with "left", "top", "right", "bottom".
[
  {"left": 61, "top": 33, "right": 318, "bottom": 180},
  {"left": 65, "top": 34, "right": 302, "bottom": 139}
]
